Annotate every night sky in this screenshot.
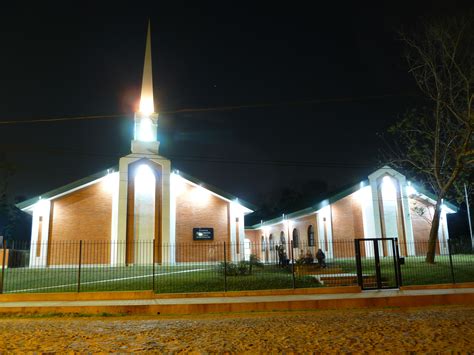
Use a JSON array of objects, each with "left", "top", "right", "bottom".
[{"left": 0, "top": 1, "right": 471, "bottom": 214}]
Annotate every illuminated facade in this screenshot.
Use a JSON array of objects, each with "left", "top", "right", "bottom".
[
  {"left": 16, "top": 25, "right": 456, "bottom": 267},
  {"left": 244, "top": 166, "right": 457, "bottom": 261},
  {"left": 17, "top": 24, "right": 253, "bottom": 266}
]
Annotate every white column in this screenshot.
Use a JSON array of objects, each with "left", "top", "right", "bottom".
[
  {"left": 369, "top": 179, "right": 383, "bottom": 238},
  {"left": 327, "top": 206, "right": 334, "bottom": 259},
  {"left": 401, "top": 184, "right": 416, "bottom": 256},
  {"left": 229, "top": 202, "right": 238, "bottom": 261},
  {"left": 109, "top": 172, "right": 120, "bottom": 266},
  {"left": 169, "top": 173, "right": 177, "bottom": 264},
  {"left": 156, "top": 158, "right": 172, "bottom": 264},
  {"left": 117, "top": 157, "right": 130, "bottom": 248},
  {"left": 359, "top": 186, "right": 376, "bottom": 257},
  {"left": 317, "top": 206, "right": 333, "bottom": 259},
  {"left": 29, "top": 200, "right": 51, "bottom": 268}
]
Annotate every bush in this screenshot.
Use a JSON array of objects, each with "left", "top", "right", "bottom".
[
  {"left": 218, "top": 255, "right": 264, "bottom": 276},
  {"left": 237, "top": 261, "right": 250, "bottom": 275}
]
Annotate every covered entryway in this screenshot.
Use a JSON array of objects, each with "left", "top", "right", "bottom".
[{"left": 354, "top": 238, "right": 401, "bottom": 290}]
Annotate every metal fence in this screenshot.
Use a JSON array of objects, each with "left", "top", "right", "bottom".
[{"left": 0, "top": 238, "right": 472, "bottom": 294}]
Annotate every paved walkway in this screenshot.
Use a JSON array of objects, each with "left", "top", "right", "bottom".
[{"left": 0, "top": 288, "right": 473, "bottom": 312}]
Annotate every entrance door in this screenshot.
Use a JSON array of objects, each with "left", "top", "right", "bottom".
[{"left": 354, "top": 238, "right": 401, "bottom": 290}]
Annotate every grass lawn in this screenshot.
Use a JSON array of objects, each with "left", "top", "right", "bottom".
[
  {"left": 335, "top": 254, "right": 474, "bottom": 286},
  {"left": 1, "top": 255, "right": 472, "bottom": 294},
  {"left": 1, "top": 264, "right": 320, "bottom": 294}
]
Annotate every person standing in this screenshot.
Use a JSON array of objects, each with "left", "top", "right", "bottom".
[{"left": 316, "top": 248, "right": 326, "bottom": 268}]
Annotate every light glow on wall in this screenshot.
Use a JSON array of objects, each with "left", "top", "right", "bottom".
[
  {"left": 355, "top": 185, "right": 372, "bottom": 205},
  {"left": 191, "top": 184, "right": 210, "bottom": 203},
  {"left": 103, "top": 172, "right": 119, "bottom": 193},
  {"left": 319, "top": 205, "right": 331, "bottom": 220},
  {"left": 406, "top": 182, "right": 417, "bottom": 196},
  {"left": 137, "top": 117, "right": 155, "bottom": 142},
  {"left": 34, "top": 199, "right": 50, "bottom": 217},
  {"left": 171, "top": 173, "right": 187, "bottom": 196},
  {"left": 135, "top": 164, "right": 155, "bottom": 194},
  {"left": 231, "top": 199, "right": 249, "bottom": 216},
  {"left": 381, "top": 175, "right": 397, "bottom": 201}
]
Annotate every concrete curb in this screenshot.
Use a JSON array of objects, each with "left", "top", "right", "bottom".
[{"left": 0, "top": 288, "right": 473, "bottom": 316}]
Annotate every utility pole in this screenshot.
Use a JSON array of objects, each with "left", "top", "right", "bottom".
[{"left": 464, "top": 184, "right": 474, "bottom": 251}]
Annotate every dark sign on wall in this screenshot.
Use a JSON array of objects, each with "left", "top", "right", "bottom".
[{"left": 193, "top": 228, "right": 214, "bottom": 241}]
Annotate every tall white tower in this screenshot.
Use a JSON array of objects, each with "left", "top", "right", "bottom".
[{"left": 131, "top": 21, "right": 159, "bottom": 155}]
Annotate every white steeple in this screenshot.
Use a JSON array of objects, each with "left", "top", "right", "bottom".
[{"left": 132, "top": 21, "right": 159, "bottom": 154}]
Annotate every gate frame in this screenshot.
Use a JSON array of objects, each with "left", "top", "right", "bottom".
[{"left": 354, "top": 238, "right": 402, "bottom": 290}]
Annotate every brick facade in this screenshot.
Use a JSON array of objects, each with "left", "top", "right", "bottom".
[
  {"left": 175, "top": 181, "right": 230, "bottom": 262},
  {"left": 290, "top": 214, "right": 318, "bottom": 260},
  {"left": 48, "top": 179, "right": 113, "bottom": 265},
  {"left": 331, "top": 192, "right": 364, "bottom": 258}
]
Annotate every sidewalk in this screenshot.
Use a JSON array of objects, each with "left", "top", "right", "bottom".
[{"left": 1, "top": 287, "right": 473, "bottom": 315}]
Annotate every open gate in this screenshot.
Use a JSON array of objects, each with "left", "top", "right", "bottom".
[{"left": 354, "top": 238, "right": 402, "bottom": 290}]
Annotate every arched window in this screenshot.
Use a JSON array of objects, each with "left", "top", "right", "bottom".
[
  {"left": 308, "top": 225, "right": 315, "bottom": 247},
  {"left": 269, "top": 234, "right": 274, "bottom": 250},
  {"left": 261, "top": 236, "right": 266, "bottom": 251},
  {"left": 280, "top": 231, "right": 286, "bottom": 245},
  {"left": 292, "top": 228, "right": 299, "bottom": 248}
]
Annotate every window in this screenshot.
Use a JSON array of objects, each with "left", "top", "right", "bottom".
[
  {"left": 293, "top": 228, "right": 299, "bottom": 248},
  {"left": 261, "top": 236, "right": 266, "bottom": 251},
  {"left": 269, "top": 234, "right": 274, "bottom": 250},
  {"left": 280, "top": 231, "right": 286, "bottom": 245},
  {"left": 308, "top": 225, "right": 315, "bottom": 247}
]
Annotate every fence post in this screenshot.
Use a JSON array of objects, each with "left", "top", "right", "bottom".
[
  {"left": 290, "top": 240, "right": 296, "bottom": 289},
  {"left": 77, "top": 240, "right": 83, "bottom": 292},
  {"left": 394, "top": 238, "right": 403, "bottom": 287},
  {"left": 447, "top": 239, "right": 456, "bottom": 284},
  {"left": 0, "top": 240, "right": 7, "bottom": 294},
  {"left": 223, "top": 242, "right": 227, "bottom": 292},
  {"left": 152, "top": 239, "right": 156, "bottom": 292},
  {"left": 354, "top": 239, "right": 363, "bottom": 287}
]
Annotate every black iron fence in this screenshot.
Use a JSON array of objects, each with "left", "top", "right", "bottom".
[{"left": 0, "top": 238, "right": 472, "bottom": 294}]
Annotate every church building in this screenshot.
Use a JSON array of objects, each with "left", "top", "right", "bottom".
[
  {"left": 17, "top": 25, "right": 457, "bottom": 267},
  {"left": 244, "top": 166, "right": 457, "bottom": 262},
  {"left": 16, "top": 24, "right": 254, "bottom": 266}
]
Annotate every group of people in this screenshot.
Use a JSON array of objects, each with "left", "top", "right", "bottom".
[{"left": 276, "top": 245, "right": 326, "bottom": 268}]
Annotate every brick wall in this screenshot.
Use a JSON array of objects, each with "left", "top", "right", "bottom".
[
  {"left": 331, "top": 192, "right": 364, "bottom": 258},
  {"left": 175, "top": 182, "right": 230, "bottom": 262},
  {"left": 244, "top": 229, "right": 261, "bottom": 257},
  {"left": 290, "top": 214, "right": 318, "bottom": 259},
  {"left": 48, "top": 179, "right": 113, "bottom": 265}
]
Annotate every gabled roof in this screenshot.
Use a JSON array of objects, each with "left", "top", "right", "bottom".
[
  {"left": 245, "top": 180, "right": 369, "bottom": 230},
  {"left": 16, "top": 166, "right": 118, "bottom": 211},
  {"left": 16, "top": 164, "right": 256, "bottom": 213}
]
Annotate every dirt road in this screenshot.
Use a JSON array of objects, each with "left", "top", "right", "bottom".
[{"left": 0, "top": 306, "right": 473, "bottom": 353}]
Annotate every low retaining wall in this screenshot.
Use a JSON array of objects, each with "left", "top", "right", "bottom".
[{"left": 0, "top": 286, "right": 360, "bottom": 303}]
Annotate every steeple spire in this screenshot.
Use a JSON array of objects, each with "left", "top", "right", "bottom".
[
  {"left": 132, "top": 21, "right": 159, "bottom": 154},
  {"left": 139, "top": 20, "right": 154, "bottom": 114}
]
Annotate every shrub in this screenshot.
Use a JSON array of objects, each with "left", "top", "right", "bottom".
[{"left": 217, "top": 255, "right": 264, "bottom": 276}]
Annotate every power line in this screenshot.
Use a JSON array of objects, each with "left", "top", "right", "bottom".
[
  {"left": 0, "top": 114, "right": 125, "bottom": 125},
  {"left": 0, "top": 93, "right": 414, "bottom": 125},
  {"left": 0, "top": 145, "right": 375, "bottom": 169}
]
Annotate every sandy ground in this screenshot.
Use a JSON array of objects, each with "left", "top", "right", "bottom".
[{"left": 0, "top": 306, "right": 473, "bottom": 353}]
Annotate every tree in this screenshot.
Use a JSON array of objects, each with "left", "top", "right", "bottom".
[
  {"left": 387, "top": 15, "right": 474, "bottom": 263},
  {"left": 0, "top": 153, "right": 16, "bottom": 239}
]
